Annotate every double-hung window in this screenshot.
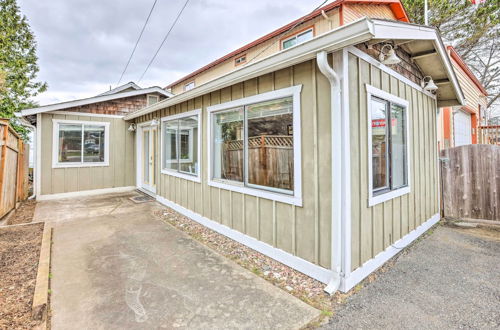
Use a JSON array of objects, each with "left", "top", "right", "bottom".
[
  {"left": 161, "top": 109, "right": 201, "bottom": 182},
  {"left": 367, "top": 85, "right": 410, "bottom": 206},
  {"left": 52, "top": 119, "right": 110, "bottom": 168},
  {"left": 208, "top": 86, "right": 302, "bottom": 206}
]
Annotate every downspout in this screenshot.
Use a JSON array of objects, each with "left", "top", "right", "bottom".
[
  {"left": 316, "top": 51, "right": 343, "bottom": 294},
  {"left": 14, "top": 113, "right": 37, "bottom": 200}
]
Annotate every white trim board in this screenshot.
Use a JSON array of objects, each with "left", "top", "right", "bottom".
[
  {"left": 37, "top": 186, "right": 136, "bottom": 201},
  {"left": 35, "top": 113, "right": 42, "bottom": 197},
  {"left": 47, "top": 111, "right": 124, "bottom": 119},
  {"left": 340, "top": 213, "right": 440, "bottom": 292},
  {"left": 156, "top": 195, "right": 332, "bottom": 284}
]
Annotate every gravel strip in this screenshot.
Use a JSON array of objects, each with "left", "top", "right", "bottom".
[
  {"left": 0, "top": 222, "right": 44, "bottom": 329},
  {"left": 5, "top": 199, "right": 37, "bottom": 225}
]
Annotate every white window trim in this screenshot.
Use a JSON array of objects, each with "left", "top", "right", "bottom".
[
  {"left": 184, "top": 81, "right": 195, "bottom": 91},
  {"left": 366, "top": 84, "right": 411, "bottom": 207},
  {"left": 52, "top": 119, "right": 110, "bottom": 168},
  {"left": 160, "top": 109, "right": 201, "bottom": 183},
  {"left": 281, "top": 28, "right": 313, "bottom": 49},
  {"left": 147, "top": 94, "right": 160, "bottom": 106},
  {"left": 207, "top": 85, "right": 303, "bottom": 206}
]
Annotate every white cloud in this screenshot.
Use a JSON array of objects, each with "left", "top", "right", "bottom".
[{"left": 18, "top": 0, "right": 331, "bottom": 105}]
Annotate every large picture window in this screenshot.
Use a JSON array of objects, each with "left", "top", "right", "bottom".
[
  {"left": 161, "top": 109, "right": 200, "bottom": 181},
  {"left": 367, "top": 85, "right": 410, "bottom": 206},
  {"left": 208, "top": 86, "right": 302, "bottom": 206},
  {"left": 52, "top": 120, "right": 109, "bottom": 168}
]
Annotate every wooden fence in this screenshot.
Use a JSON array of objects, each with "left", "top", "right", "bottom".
[
  {"left": 478, "top": 125, "right": 500, "bottom": 145},
  {"left": 222, "top": 135, "right": 294, "bottom": 190},
  {"left": 440, "top": 144, "right": 500, "bottom": 221},
  {"left": 0, "top": 119, "right": 29, "bottom": 219}
]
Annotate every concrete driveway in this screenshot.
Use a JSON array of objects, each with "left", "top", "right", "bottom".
[
  {"left": 39, "top": 192, "right": 319, "bottom": 329},
  {"left": 324, "top": 225, "right": 500, "bottom": 330}
]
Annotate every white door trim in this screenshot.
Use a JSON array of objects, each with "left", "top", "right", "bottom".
[{"left": 136, "top": 121, "right": 157, "bottom": 194}]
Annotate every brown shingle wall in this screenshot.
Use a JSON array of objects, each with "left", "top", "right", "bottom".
[{"left": 62, "top": 93, "right": 166, "bottom": 116}]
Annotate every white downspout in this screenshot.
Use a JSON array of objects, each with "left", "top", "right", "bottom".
[
  {"left": 316, "top": 51, "right": 343, "bottom": 294},
  {"left": 14, "top": 113, "right": 37, "bottom": 199}
]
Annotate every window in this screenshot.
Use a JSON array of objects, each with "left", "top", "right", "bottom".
[
  {"left": 282, "top": 28, "right": 313, "bottom": 49},
  {"left": 161, "top": 109, "right": 200, "bottom": 181},
  {"left": 147, "top": 94, "right": 159, "bottom": 106},
  {"left": 52, "top": 119, "right": 109, "bottom": 168},
  {"left": 367, "top": 85, "right": 410, "bottom": 206},
  {"left": 184, "top": 81, "right": 195, "bottom": 91},
  {"left": 235, "top": 54, "right": 246, "bottom": 66},
  {"left": 208, "top": 85, "right": 302, "bottom": 206}
]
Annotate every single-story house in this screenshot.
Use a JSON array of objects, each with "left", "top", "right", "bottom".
[{"left": 18, "top": 13, "right": 464, "bottom": 292}]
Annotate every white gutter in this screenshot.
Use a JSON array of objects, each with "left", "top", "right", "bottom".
[{"left": 316, "top": 51, "right": 343, "bottom": 294}]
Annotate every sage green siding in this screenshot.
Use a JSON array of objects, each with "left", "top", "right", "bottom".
[
  {"left": 135, "top": 60, "right": 334, "bottom": 269},
  {"left": 348, "top": 53, "right": 439, "bottom": 270},
  {"left": 40, "top": 113, "right": 135, "bottom": 195}
]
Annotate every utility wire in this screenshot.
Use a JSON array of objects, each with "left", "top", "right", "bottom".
[
  {"left": 246, "top": 0, "right": 330, "bottom": 66},
  {"left": 117, "top": 0, "right": 158, "bottom": 86},
  {"left": 138, "top": 0, "right": 190, "bottom": 83}
]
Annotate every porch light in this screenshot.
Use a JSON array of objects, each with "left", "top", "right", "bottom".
[
  {"left": 378, "top": 44, "right": 401, "bottom": 65},
  {"left": 150, "top": 119, "right": 159, "bottom": 127},
  {"left": 421, "top": 76, "right": 438, "bottom": 92},
  {"left": 128, "top": 123, "right": 137, "bottom": 132}
]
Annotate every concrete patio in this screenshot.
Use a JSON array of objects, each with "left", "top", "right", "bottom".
[{"left": 39, "top": 191, "right": 320, "bottom": 329}]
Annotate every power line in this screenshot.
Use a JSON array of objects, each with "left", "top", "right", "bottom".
[
  {"left": 246, "top": 0, "right": 330, "bottom": 66},
  {"left": 138, "top": 0, "right": 190, "bottom": 83},
  {"left": 116, "top": 0, "right": 158, "bottom": 87}
]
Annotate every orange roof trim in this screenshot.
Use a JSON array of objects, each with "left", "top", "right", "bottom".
[
  {"left": 166, "top": 0, "right": 409, "bottom": 89},
  {"left": 447, "top": 46, "right": 488, "bottom": 96}
]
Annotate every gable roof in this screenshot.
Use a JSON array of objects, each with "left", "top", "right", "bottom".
[
  {"left": 19, "top": 85, "right": 173, "bottom": 117},
  {"left": 98, "top": 82, "right": 142, "bottom": 96},
  {"left": 165, "top": 0, "right": 409, "bottom": 89},
  {"left": 126, "top": 18, "right": 464, "bottom": 120}
]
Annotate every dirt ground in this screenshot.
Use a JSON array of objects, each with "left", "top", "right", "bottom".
[
  {"left": 6, "top": 199, "right": 37, "bottom": 225},
  {"left": 0, "top": 221, "right": 43, "bottom": 329}
]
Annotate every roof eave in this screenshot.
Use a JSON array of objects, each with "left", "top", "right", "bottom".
[{"left": 126, "top": 18, "right": 375, "bottom": 120}]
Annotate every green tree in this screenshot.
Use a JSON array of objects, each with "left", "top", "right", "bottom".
[
  {"left": 402, "top": 0, "right": 500, "bottom": 121},
  {"left": 0, "top": 0, "right": 47, "bottom": 139}
]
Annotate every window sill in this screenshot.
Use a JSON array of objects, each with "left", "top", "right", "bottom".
[
  {"left": 368, "top": 186, "right": 410, "bottom": 207},
  {"left": 52, "top": 162, "right": 109, "bottom": 169},
  {"left": 208, "top": 179, "right": 302, "bottom": 206},
  {"left": 161, "top": 169, "right": 201, "bottom": 183}
]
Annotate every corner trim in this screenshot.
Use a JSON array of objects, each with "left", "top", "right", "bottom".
[
  {"left": 340, "top": 213, "right": 440, "bottom": 292},
  {"left": 156, "top": 195, "right": 332, "bottom": 284},
  {"left": 36, "top": 186, "right": 136, "bottom": 201}
]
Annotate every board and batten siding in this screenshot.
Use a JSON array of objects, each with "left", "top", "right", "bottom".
[
  {"left": 40, "top": 113, "right": 135, "bottom": 195},
  {"left": 348, "top": 53, "right": 439, "bottom": 271},
  {"left": 135, "top": 60, "right": 334, "bottom": 269}
]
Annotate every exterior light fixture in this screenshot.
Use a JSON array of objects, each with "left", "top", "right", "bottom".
[
  {"left": 150, "top": 118, "right": 159, "bottom": 127},
  {"left": 127, "top": 123, "right": 137, "bottom": 132},
  {"left": 421, "top": 76, "right": 438, "bottom": 92},
  {"left": 378, "top": 44, "right": 401, "bottom": 65}
]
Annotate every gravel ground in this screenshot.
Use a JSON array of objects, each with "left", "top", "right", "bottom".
[
  {"left": 323, "top": 225, "right": 500, "bottom": 330},
  {"left": 0, "top": 222, "right": 44, "bottom": 329},
  {"left": 5, "top": 199, "right": 37, "bottom": 225}
]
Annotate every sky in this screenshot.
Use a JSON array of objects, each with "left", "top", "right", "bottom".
[{"left": 18, "top": 0, "right": 332, "bottom": 106}]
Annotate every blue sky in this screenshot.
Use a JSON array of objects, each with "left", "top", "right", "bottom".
[{"left": 18, "top": 0, "right": 331, "bottom": 105}]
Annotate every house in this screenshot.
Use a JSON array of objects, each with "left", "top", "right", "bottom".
[
  {"left": 18, "top": 1, "right": 465, "bottom": 293},
  {"left": 17, "top": 82, "right": 172, "bottom": 196},
  {"left": 437, "top": 46, "right": 488, "bottom": 149}
]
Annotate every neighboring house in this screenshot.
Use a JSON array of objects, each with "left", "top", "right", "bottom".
[
  {"left": 437, "top": 46, "right": 488, "bottom": 149},
  {"left": 17, "top": 82, "right": 172, "bottom": 196},
  {"left": 166, "top": 0, "right": 409, "bottom": 94},
  {"left": 18, "top": 3, "right": 465, "bottom": 293}
]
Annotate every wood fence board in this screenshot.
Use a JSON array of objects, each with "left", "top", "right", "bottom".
[{"left": 441, "top": 144, "right": 500, "bottom": 221}]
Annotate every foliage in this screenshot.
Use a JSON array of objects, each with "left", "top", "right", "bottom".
[
  {"left": 0, "top": 0, "right": 47, "bottom": 140},
  {"left": 402, "top": 0, "right": 500, "bottom": 121}
]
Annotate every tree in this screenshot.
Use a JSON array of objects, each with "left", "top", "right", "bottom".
[
  {"left": 0, "top": 0, "right": 47, "bottom": 139},
  {"left": 402, "top": 0, "right": 500, "bottom": 123}
]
